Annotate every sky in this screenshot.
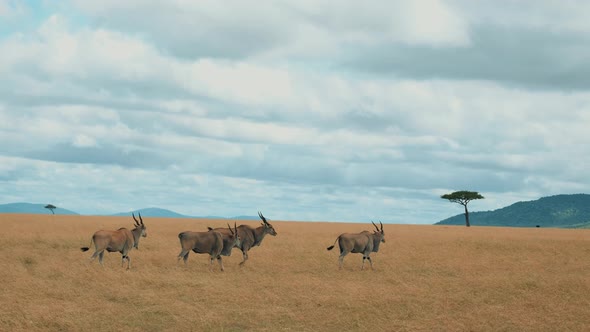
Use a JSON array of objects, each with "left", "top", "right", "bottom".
[{"left": 1, "top": 0, "right": 589, "bottom": 223}]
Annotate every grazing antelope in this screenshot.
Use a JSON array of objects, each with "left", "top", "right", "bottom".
[
  {"left": 208, "top": 211, "right": 277, "bottom": 266},
  {"left": 80, "top": 213, "right": 147, "bottom": 270},
  {"left": 177, "top": 223, "right": 240, "bottom": 271},
  {"left": 327, "top": 221, "right": 384, "bottom": 270}
]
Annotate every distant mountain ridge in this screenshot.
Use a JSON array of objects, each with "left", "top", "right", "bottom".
[
  {"left": 229, "top": 215, "right": 262, "bottom": 220},
  {"left": 8, "top": 194, "right": 589, "bottom": 227},
  {"left": 110, "top": 207, "right": 190, "bottom": 218},
  {"left": 0, "top": 203, "right": 257, "bottom": 220},
  {"left": 111, "top": 208, "right": 258, "bottom": 220},
  {"left": 436, "top": 194, "right": 590, "bottom": 228},
  {"left": 0, "top": 203, "right": 79, "bottom": 215}
]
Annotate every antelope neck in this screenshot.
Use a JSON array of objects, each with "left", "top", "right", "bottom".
[
  {"left": 252, "top": 226, "right": 267, "bottom": 247},
  {"left": 131, "top": 227, "right": 142, "bottom": 247}
]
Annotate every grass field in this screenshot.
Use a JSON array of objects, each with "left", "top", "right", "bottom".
[{"left": 0, "top": 214, "right": 589, "bottom": 331}]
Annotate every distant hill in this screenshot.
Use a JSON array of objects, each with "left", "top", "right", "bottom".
[
  {"left": 110, "top": 208, "right": 258, "bottom": 220},
  {"left": 110, "top": 207, "right": 191, "bottom": 218},
  {"left": 0, "top": 203, "right": 79, "bottom": 215},
  {"left": 229, "top": 215, "right": 261, "bottom": 220},
  {"left": 436, "top": 194, "right": 590, "bottom": 228},
  {"left": 0, "top": 203, "right": 264, "bottom": 220}
]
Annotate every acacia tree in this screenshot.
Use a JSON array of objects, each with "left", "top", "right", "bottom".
[
  {"left": 45, "top": 204, "right": 56, "bottom": 215},
  {"left": 441, "top": 191, "right": 484, "bottom": 227}
]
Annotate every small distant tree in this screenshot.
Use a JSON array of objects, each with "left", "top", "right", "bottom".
[
  {"left": 45, "top": 204, "right": 56, "bottom": 215},
  {"left": 441, "top": 191, "right": 484, "bottom": 227}
]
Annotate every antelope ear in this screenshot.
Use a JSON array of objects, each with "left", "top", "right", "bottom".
[{"left": 207, "top": 227, "right": 213, "bottom": 231}]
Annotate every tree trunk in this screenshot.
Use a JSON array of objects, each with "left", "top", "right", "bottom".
[{"left": 464, "top": 204, "right": 470, "bottom": 227}]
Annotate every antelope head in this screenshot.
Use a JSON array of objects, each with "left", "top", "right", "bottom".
[
  {"left": 258, "top": 211, "right": 277, "bottom": 236},
  {"left": 227, "top": 222, "right": 241, "bottom": 247},
  {"left": 372, "top": 220, "right": 385, "bottom": 243},
  {"left": 133, "top": 212, "right": 147, "bottom": 239}
]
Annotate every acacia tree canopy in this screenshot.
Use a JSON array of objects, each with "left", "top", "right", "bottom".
[
  {"left": 45, "top": 204, "right": 56, "bottom": 214},
  {"left": 441, "top": 191, "right": 484, "bottom": 227},
  {"left": 441, "top": 191, "right": 484, "bottom": 206}
]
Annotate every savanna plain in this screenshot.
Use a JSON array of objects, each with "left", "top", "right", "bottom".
[{"left": 0, "top": 214, "right": 589, "bottom": 331}]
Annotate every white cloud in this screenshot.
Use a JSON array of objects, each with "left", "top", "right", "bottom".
[
  {"left": 175, "top": 60, "right": 295, "bottom": 106},
  {"left": 391, "top": 0, "right": 470, "bottom": 46},
  {"left": 455, "top": 0, "right": 590, "bottom": 34},
  {"left": 68, "top": 0, "right": 471, "bottom": 61},
  {"left": 0, "top": 0, "right": 26, "bottom": 18},
  {"left": 72, "top": 134, "right": 98, "bottom": 148}
]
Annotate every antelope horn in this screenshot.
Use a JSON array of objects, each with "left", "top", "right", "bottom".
[
  {"left": 132, "top": 212, "right": 140, "bottom": 226},
  {"left": 258, "top": 211, "right": 268, "bottom": 224},
  {"left": 371, "top": 220, "right": 379, "bottom": 232},
  {"left": 380, "top": 220, "right": 383, "bottom": 232},
  {"left": 227, "top": 223, "right": 234, "bottom": 235},
  {"left": 234, "top": 222, "right": 238, "bottom": 233},
  {"left": 138, "top": 212, "right": 144, "bottom": 225}
]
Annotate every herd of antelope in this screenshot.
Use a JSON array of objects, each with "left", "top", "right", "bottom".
[{"left": 80, "top": 211, "right": 385, "bottom": 271}]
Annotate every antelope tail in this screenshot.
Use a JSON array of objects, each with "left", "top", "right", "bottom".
[
  {"left": 327, "top": 236, "right": 340, "bottom": 251},
  {"left": 80, "top": 237, "right": 94, "bottom": 252}
]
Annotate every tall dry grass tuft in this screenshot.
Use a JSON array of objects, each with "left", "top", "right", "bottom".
[{"left": 0, "top": 214, "right": 589, "bottom": 331}]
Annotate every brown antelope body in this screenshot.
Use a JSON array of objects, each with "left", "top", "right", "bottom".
[
  {"left": 327, "top": 221, "right": 384, "bottom": 270},
  {"left": 209, "top": 211, "right": 277, "bottom": 266},
  {"left": 177, "top": 223, "right": 240, "bottom": 271},
  {"left": 80, "top": 213, "right": 147, "bottom": 270}
]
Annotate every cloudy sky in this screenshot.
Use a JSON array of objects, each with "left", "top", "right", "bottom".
[{"left": 1, "top": 0, "right": 589, "bottom": 223}]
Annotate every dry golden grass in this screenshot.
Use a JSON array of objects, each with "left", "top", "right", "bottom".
[{"left": 1, "top": 214, "right": 589, "bottom": 331}]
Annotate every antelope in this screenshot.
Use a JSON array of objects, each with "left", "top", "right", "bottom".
[
  {"left": 177, "top": 223, "right": 240, "bottom": 271},
  {"left": 80, "top": 212, "right": 147, "bottom": 270},
  {"left": 326, "top": 221, "right": 384, "bottom": 270},
  {"left": 208, "top": 211, "right": 277, "bottom": 266},
  {"left": 206, "top": 222, "right": 242, "bottom": 257}
]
